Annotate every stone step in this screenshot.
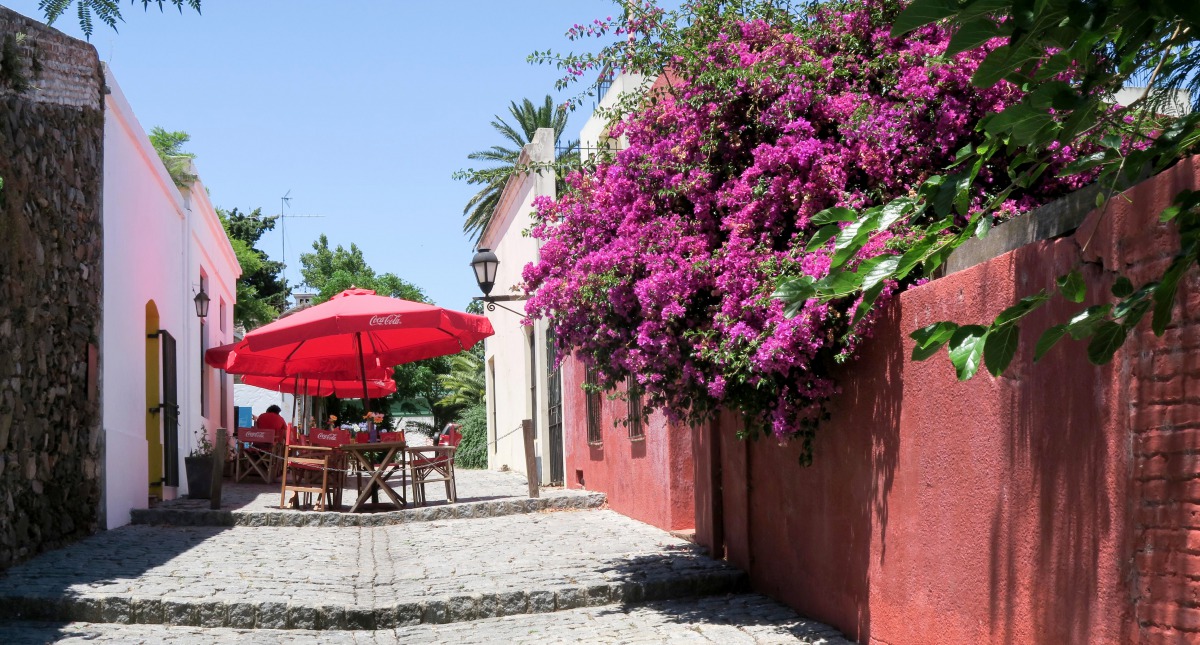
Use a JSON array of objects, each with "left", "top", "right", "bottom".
[
  {"left": 0, "top": 568, "right": 747, "bottom": 630},
  {"left": 0, "top": 510, "right": 745, "bottom": 631},
  {"left": 131, "top": 492, "right": 607, "bottom": 528},
  {"left": 0, "top": 595, "right": 855, "bottom": 643}
]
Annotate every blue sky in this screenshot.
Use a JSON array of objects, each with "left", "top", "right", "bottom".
[{"left": 5, "top": 0, "right": 617, "bottom": 311}]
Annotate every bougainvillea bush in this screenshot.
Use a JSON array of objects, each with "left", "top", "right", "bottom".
[{"left": 524, "top": 0, "right": 1093, "bottom": 461}]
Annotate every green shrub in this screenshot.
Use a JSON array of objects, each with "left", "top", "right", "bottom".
[{"left": 454, "top": 403, "right": 487, "bottom": 469}]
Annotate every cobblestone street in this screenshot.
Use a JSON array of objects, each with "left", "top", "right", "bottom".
[{"left": 0, "top": 471, "right": 851, "bottom": 643}]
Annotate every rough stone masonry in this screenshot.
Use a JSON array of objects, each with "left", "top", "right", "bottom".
[{"left": 0, "top": 6, "right": 104, "bottom": 569}]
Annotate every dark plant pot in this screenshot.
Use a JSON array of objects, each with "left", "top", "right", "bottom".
[{"left": 185, "top": 456, "right": 213, "bottom": 499}]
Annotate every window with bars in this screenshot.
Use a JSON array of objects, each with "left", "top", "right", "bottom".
[
  {"left": 627, "top": 381, "right": 644, "bottom": 440},
  {"left": 585, "top": 368, "right": 602, "bottom": 444}
]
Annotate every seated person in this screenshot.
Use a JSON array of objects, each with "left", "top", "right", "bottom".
[{"left": 255, "top": 405, "right": 288, "bottom": 444}]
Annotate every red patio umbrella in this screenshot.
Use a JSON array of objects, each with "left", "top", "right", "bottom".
[
  {"left": 240, "top": 288, "right": 494, "bottom": 407},
  {"left": 205, "top": 340, "right": 387, "bottom": 381},
  {"left": 241, "top": 374, "right": 397, "bottom": 398}
]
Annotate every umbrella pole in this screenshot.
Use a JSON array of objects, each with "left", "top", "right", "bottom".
[{"left": 356, "top": 331, "right": 371, "bottom": 414}]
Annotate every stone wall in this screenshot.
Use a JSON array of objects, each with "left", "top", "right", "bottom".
[{"left": 0, "top": 7, "right": 104, "bottom": 569}]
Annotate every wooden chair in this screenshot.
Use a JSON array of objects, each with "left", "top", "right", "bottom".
[
  {"left": 235, "top": 427, "right": 281, "bottom": 483},
  {"left": 279, "top": 428, "right": 347, "bottom": 511},
  {"left": 408, "top": 438, "right": 453, "bottom": 503}
]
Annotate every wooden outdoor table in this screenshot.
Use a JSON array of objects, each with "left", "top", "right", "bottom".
[{"left": 339, "top": 440, "right": 407, "bottom": 512}]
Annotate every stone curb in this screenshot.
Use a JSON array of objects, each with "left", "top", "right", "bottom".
[
  {"left": 0, "top": 569, "right": 749, "bottom": 630},
  {"left": 129, "top": 493, "right": 606, "bottom": 528}
]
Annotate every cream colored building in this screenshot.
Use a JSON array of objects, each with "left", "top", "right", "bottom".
[{"left": 478, "top": 128, "right": 562, "bottom": 485}]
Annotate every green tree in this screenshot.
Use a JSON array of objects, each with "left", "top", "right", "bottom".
[
  {"left": 436, "top": 349, "right": 485, "bottom": 409},
  {"left": 148, "top": 126, "right": 197, "bottom": 189},
  {"left": 298, "top": 233, "right": 471, "bottom": 428},
  {"left": 40, "top": 0, "right": 202, "bottom": 38},
  {"left": 218, "top": 207, "right": 288, "bottom": 329},
  {"left": 298, "top": 234, "right": 427, "bottom": 303},
  {"left": 455, "top": 96, "right": 580, "bottom": 242}
]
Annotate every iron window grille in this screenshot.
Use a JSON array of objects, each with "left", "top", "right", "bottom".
[
  {"left": 585, "top": 368, "right": 602, "bottom": 444},
  {"left": 627, "top": 381, "right": 644, "bottom": 440}
]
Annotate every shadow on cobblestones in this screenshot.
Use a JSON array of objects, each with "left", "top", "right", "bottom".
[{"left": 0, "top": 526, "right": 232, "bottom": 640}]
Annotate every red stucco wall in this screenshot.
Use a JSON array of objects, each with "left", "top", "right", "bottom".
[
  {"left": 562, "top": 357, "right": 695, "bottom": 532},
  {"left": 693, "top": 159, "right": 1200, "bottom": 644}
]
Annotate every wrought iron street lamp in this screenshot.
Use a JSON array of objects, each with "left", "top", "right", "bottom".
[
  {"left": 470, "top": 248, "right": 526, "bottom": 318},
  {"left": 193, "top": 287, "right": 210, "bottom": 318}
]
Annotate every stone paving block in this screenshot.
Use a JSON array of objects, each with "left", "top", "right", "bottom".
[
  {"left": 315, "top": 605, "right": 345, "bottom": 630},
  {"left": 100, "top": 597, "right": 132, "bottom": 624},
  {"left": 393, "top": 602, "right": 422, "bottom": 627},
  {"left": 226, "top": 602, "right": 255, "bottom": 629},
  {"left": 162, "top": 600, "right": 196, "bottom": 626},
  {"left": 256, "top": 601, "right": 288, "bottom": 629},
  {"left": 130, "top": 597, "right": 160, "bottom": 624},
  {"left": 196, "top": 601, "right": 226, "bottom": 628},
  {"left": 527, "top": 589, "right": 556, "bottom": 614}
]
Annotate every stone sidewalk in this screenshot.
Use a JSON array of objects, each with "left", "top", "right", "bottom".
[
  {"left": 0, "top": 486, "right": 854, "bottom": 642},
  {"left": 0, "top": 510, "right": 746, "bottom": 629},
  {"left": 3, "top": 596, "right": 853, "bottom": 643}
]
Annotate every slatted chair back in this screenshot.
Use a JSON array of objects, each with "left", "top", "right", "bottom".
[
  {"left": 280, "top": 428, "right": 346, "bottom": 511},
  {"left": 235, "top": 427, "right": 280, "bottom": 483}
]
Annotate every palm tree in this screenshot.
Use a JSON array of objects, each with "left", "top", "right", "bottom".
[
  {"left": 460, "top": 96, "right": 579, "bottom": 242},
  {"left": 436, "top": 351, "right": 486, "bottom": 409}
]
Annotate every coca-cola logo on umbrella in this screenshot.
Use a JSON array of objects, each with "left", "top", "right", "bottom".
[{"left": 368, "top": 314, "right": 403, "bottom": 327}]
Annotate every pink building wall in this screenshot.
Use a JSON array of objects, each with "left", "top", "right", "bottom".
[
  {"left": 562, "top": 357, "right": 695, "bottom": 532},
  {"left": 692, "top": 158, "right": 1200, "bottom": 644}
]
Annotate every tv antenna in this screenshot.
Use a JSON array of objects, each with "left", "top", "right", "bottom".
[{"left": 277, "top": 189, "right": 323, "bottom": 278}]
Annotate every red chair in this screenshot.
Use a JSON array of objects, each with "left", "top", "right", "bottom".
[{"left": 235, "top": 427, "right": 281, "bottom": 483}]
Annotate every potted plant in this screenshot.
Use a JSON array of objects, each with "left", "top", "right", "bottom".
[{"left": 184, "top": 425, "right": 214, "bottom": 499}]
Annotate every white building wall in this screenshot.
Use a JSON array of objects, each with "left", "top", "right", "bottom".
[
  {"left": 101, "top": 66, "right": 239, "bottom": 528},
  {"left": 579, "top": 72, "right": 649, "bottom": 162},
  {"left": 480, "top": 129, "right": 556, "bottom": 484}
]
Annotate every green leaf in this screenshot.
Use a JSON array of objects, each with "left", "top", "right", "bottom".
[
  {"left": 805, "top": 224, "right": 840, "bottom": 252},
  {"left": 1152, "top": 257, "right": 1190, "bottom": 335},
  {"left": 1066, "top": 304, "right": 1113, "bottom": 340},
  {"left": 858, "top": 255, "right": 901, "bottom": 292},
  {"left": 948, "top": 325, "right": 990, "bottom": 380},
  {"left": 878, "top": 198, "right": 914, "bottom": 230},
  {"left": 984, "top": 324, "right": 1019, "bottom": 376},
  {"left": 814, "top": 270, "right": 863, "bottom": 298},
  {"left": 994, "top": 291, "right": 1049, "bottom": 327},
  {"left": 1056, "top": 269, "right": 1086, "bottom": 303},
  {"left": 1034, "top": 324, "right": 1068, "bottom": 362},
  {"left": 772, "top": 276, "right": 815, "bottom": 318},
  {"left": 830, "top": 210, "right": 883, "bottom": 269},
  {"left": 891, "top": 0, "right": 958, "bottom": 37},
  {"left": 985, "top": 103, "right": 1055, "bottom": 145},
  {"left": 896, "top": 236, "right": 939, "bottom": 279},
  {"left": 851, "top": 282, "right": 885, "bottom": 328},
  {"left": 910, "top": 321, "right": 959, "bottom": 361},
  {"left": 1111, "top": 276, "right": 1133, "bottom": 298},
  {"left": 1160, "top": 189, "right": 1200, "bottom": 223},
  {"left": 946, "top": 17, "right": 1006, "bottom": 56},
  {"left": 1086, "top": 321, "right": 1127, "bottom": 365},
  {"left": 810, "top": 207, "right": 856, "bottom": 226}
]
